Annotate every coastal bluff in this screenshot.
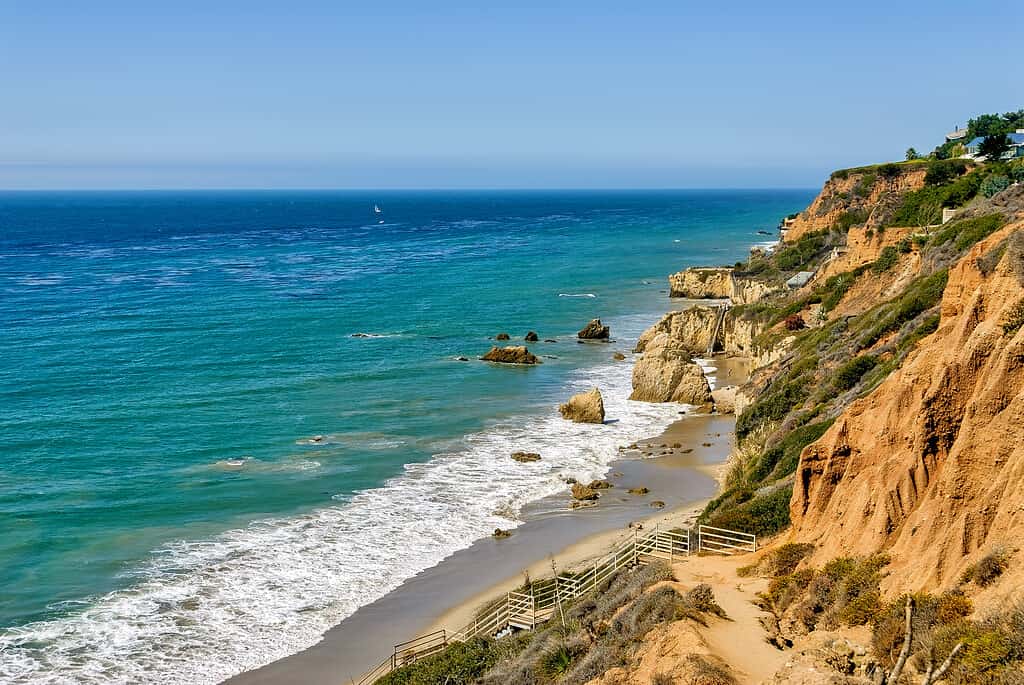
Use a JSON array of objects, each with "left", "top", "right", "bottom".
[{"left": 668, "top": 267, "right": 778, "bottom": 304}]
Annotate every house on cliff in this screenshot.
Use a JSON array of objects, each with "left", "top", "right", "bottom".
[{"left": 963, "top": 130, "right": 1024, "bottom": 160}]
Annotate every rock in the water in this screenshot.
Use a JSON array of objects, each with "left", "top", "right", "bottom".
[
  {"left": 577, "top": 318, "right": 610, "bottom": 340},
  {"left": 650, "top": 500, "right": 666, "bottom": 509},
  {"left": 588, "top": 479, "right": 613, "bottom": 489},
  {"left": 629, "top": 333, "right": 713, "bottom": 404},
  {"left": 511, "top": 451, "right": 541, "bottom": 463},
  {"left": 493, "top": 528, "right": 512, "bottom": 538},
  {"left": 628, "top": 487, "right": 650, "bottom": 495},
  {"left": 495, "top": 332, "right": 511, "bottom": 340},
  {"left": 455, "top": 356, "right": 470, "bottom": 361},
  {"left": 524, "top": 331, "right": 539, "bottom": 342},
  {"left": 571, "top": 483, "right": 600, "bottom": 500},
  {"left": 559, "top": 388, "right": 605, "bottom": 424},
  {"left": 544, "top": 338, "right": 558, "bottom": 343},
  {"left": 481, "top": 346, "right": 542, "bottom": 364},
  {"left": 613, "top": 352, "right": 626, "bottom": 361}
]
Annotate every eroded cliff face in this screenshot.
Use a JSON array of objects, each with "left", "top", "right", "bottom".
[
  {"left": 784, "top": 166, "right": 927, "bottom": 243},
  {"left": 790, "top": 222, "right": 1024, "bottom": 596},
  {"left": 630, "top": 332, "right": 713, "bottom": 405},
  {"left": 668, "top": 268, "right": 779, "bottom": 305},
  {"left": 635, "top": 307, "right": 722, "bottom": 355}
]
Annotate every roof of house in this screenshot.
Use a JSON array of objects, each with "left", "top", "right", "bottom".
[
  {"left": 945, "top": 129, "right": 968, "bottom": 140},
  {"left": 786, "top": 271, "right": 815, "bottom": 288},
  {"left": 967, "top": 132, "right": 1024, "bottom": 147}
]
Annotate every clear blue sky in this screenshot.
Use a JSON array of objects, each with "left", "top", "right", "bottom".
[{"left": 0, "top": 1, "right": 1018, "bottom": 189}]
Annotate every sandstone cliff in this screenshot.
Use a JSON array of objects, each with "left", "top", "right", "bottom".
[
  {"left": 634, "top": 307, "right": 723, "bottom": 356},
  {"left": 668, "top": 267, "right": 779, "bottom": 305},
  {"left": 784, "top": 164, "right": 928, "bottom": 243},
  {"left": 790, "top": 220, "right": 1024, "bottom": 596}
]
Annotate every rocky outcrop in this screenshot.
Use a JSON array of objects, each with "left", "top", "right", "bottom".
[
  {"left": 495, "top": 332, "right": 510, "bottom": 340},
  {"left": 668, "top": 267, "right": 779, "bottom": 305},
  {"left": 524, "top": 331, "right": 539, "bottom": 342},
  {"left": 630, "top": 333, "right": 713, "bottom": 405},
  {"left": 721, "top": 313, "right": 764, "bottom": 355},
  {"left": 635, "top": 307, "right": 721, "bottom": 355},
  {"left": 784, "top": 164, "right": 929, "bottom": 243},
  {"left": 790, "top": 221, "right": 1024, "bottom": 595},
  {"left": 559, "top": 388, "right": 605, "bottom": 423},
  {"left": 481, "top": 346, "right": 541, "bottom": 364},
  {"left": 571, "top": 483, "right": 600, "bottom": 500},
  {"left": 577, "top": 318, "right": 610, "bottom": 340},
  {"left": 511, "top": 451, "right": 541, "bottom": 463}
]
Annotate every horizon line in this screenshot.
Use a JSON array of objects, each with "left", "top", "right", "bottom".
[{"left": 0, "top": 186, "right": 819, "bottom": 193}]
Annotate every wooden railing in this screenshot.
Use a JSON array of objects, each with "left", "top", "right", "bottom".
[{"left": 354, "top": 523, "right": 749, "bottom": 684}]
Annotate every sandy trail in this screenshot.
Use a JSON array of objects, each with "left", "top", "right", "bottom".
[{"left": 673, "top": 554, "right": 787, "bottom": 684}]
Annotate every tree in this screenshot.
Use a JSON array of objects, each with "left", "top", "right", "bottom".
[
  {"left": 967, "top": 113, "right": 1006, "bottom": 140},
  {"left": 905, "top": 147, "right": 920, "bottom": 161},
  {"left": 978, "top": 134, "right": 1011, "bottom": 161}
]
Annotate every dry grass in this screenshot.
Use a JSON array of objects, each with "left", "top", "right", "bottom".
[{"left": 961, "top": 547, "right": 1012, "bottom": 587}]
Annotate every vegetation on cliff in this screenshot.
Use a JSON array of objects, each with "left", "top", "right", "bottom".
[{"left": 699, "top": 130, "right": 1022, "bottom": 540}]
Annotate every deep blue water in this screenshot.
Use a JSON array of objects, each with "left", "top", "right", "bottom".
[{"left": 0, "top": 190, "right": 812, "bottom": 683}]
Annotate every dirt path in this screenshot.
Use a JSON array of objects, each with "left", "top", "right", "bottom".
[{"left": 673, "top": 555, "right": 787, "bottom": 684}]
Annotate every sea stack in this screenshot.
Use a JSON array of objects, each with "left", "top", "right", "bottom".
[
  {"left": 577, "top": 318, "right": 610, "bottom": 340},
  {"left": 559, "top": 388, "right": 605, "bottom": 423}
]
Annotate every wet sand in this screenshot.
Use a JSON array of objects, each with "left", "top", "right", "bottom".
[{"left": 227, "top": 357, "right": 748, "bottom": 685}]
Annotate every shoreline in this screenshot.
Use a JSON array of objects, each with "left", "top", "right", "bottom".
[{"left": 226, "top": 356, "right": 747, "bottom": 685}]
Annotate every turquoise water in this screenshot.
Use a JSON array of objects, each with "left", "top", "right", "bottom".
[{"left": 0, "top": 190, "right": 811, "bottom": 683}]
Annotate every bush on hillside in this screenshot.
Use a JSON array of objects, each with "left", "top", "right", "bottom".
[
  {"left": 859, "top": 270, "right": 948, "bottom": 349},
  {"left": 870, "top": 246, "right": 900, "bottom": 273},
  {"left": 931, "top": 213, "right": 1005, "bottom": 252},
  {"left": 832, "top": 355, "right": 878, "bottom": 392},
  {"left": 783, "top": 314, "right": 805, "bottom": 331},
  {"left": 961, "top": 548, "right": 1012, "bottom": 587},
  {"left": 981, "top": 173, "right": 1011, "bottom": 198},
  {"left": 704, "top": 485, "right": 792, "bottom": 538},
  {"left": 925, "top": 158, "right": 970, "bottom": 186}
]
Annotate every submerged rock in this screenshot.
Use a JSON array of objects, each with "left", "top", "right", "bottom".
[
  {"left": 577, "top": 318, "right": 610, "bottom": 340},
  {"left": 481, "top": 346, "right": 541, "bottom": 364},
  {"left": 559, "top": 388, "right": 605, "bottom": 424},
  {"left": 588, "top": 479, "right": 613, "bottom": 489},
  {"left": 495, "top": 332, "right": 511, "bottom": 340},
  {"left": 650, "top": 500, "right": 666, "bottom": 509},
  {"left": 511, "top": 451, "right": 541, "bottom": 463},
  {"left": 613, "top": 352, "right": 626, "bottom": 360},
  {"left": 524, "top": 331, "right": 539, "bottom": 342},
  {"left": 628, "top": 487, "right": 650, "bottom": 495},
  {"left": 493, "top": 528, "right": 512, "bottom": 538}
]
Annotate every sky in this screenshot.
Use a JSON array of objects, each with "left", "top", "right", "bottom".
[{"left": 0, "top": 0, "right": 1019, "bottom": 189}]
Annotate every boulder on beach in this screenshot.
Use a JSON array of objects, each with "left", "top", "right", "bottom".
[
  {"left": 650, "top": 500, "right": 666, "bottom": 509},
  {"left": 511, "top": 451, "right": 541, "bottom": 463},
  {"left": 571, "top": 483, "right": 600, "bottom": 500},
  {"left": 559, "top": 388, "right": 605, "bottom": 424},
  {"left": 481, "top": 346, "right": 542, "bottom": 364},
  {"left": 493, "top": 528, "right": 512, "bottom": 538},
  {"left": 577, "top": 318, "right": 610, "bottom": 340},
  {"left": 629, "top": 333, "right": 713, "bottom": 404},
  {"left": 588, "top": 479, "right": 613, "bottom": 489},
  {"left": 613, "top": 352, "right": 626, "bottom": 361},
  {"left": 495, "top": 332, "right": 511, "bottom": 340},
  {"left": 628, "top": 487, "right": 650, "bottom": 495},
  {"left": 524, "top": 331, "right": 539, "bottom": 342}
]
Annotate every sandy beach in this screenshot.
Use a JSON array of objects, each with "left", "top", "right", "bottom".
[{"left": 227, "top": 355, "right": 749, "bottom": 685}]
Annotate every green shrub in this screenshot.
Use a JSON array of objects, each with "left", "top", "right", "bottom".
[
  {"left": 878, "top": 163, "right": 901, "bottom": 178},
  {"left": 853, "top": 172, "right": 877, "bottom": 197},
  {"left": 751, "top": 418, "right": 834, "bottom": 482},
  {"left": 961, "top": 548, "right": 1011, "bottom": 587},
  {"left": 931, "top": 214, "right": 1005, "bottom": 252},
  {"left": 925, "top": 158, "right": 970, "bottom": 186},
  {"left": 859, "top": 270, "right": 948, "bottom": 349},
  {"left": 888, "top": 170, "right": 985, "bottom": 226},
  {"left": 981, "top": 174, "right": 1011, "bottom": 198},
  {"left": 378, "top": 637, "right": 503, "bottom": 685},
  {"left": 833, "top": 209, "right": 868, "bottom": 231},
  {"left": 736, "top": 379, "right": 809, "bottom": 439},
  {"left": 870, "top": 246, "right": 900, "bottom": 273},
  {"left": 1002, "top": 298, "right": 1024, "bottom": 335},
  {"left": 819, "top": 272, "right": 855, "bottom": 310},
  {"left": 832, "top": 355, "right": 878, "bottom": 391},
  {"left": 705, "top": 485, "right": 793, "bottom": 538}
]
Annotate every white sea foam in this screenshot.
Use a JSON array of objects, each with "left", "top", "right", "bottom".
[
  {"left": 557, "top": 293, "right": 597, "bottom": 298},
  {"left": 694, "top": 357, "right": 717, "bottom": 391},
  {"left": 0, "top": 340, "right": 684, "bottom": 685}
]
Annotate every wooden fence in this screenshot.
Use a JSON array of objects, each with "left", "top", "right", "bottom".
[{"left": 355, "top": 523, "right": 750, "bottom": 684}]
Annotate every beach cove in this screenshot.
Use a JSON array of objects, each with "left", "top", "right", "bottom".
[{"left": 0, "top": 191, "right": 808, "bottom": 684}]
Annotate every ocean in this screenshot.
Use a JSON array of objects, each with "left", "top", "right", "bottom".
[{"left": 0, "top": 189, "right": 811, "bottom": 683}]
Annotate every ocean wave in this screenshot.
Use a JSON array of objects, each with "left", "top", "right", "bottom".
[
  {"left": 0, "top": 356, "right": 682, "bottom": 685},
  {"left": 557, "top": 293, "right": 597, "bottom": 298}
]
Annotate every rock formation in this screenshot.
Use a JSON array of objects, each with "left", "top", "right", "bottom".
[
  {"left": 668, "top": 267, "right": 779, "bottom": 305},
  {"left": 524, "top": 331, "right": 539, "bottom": 341},
  {"left": 577, "top": 318, "right": 610, "bottom": 340},
  {"left": 790, "top": 221, "right": 1024, "bottom": 595},
  {"left": 629, "top": 333, "right": 713, "bottom": 405},
  {"left": 571, "top": 483, "right": 600, "bottom": 500},
  {"left": 495, "top": 332, "right": 510, "bottom": 340},
  {"left": 481, "top": 346, "right": 541, "bottom": 364},
  {"left": 634, "top": 307, "right": 721, "bottom": 355},
  {"left": 559, "top": 388, "right": 605, "bottom": 423},
  {"left": 511, "top": 451, "right": 541, "bottom": 463}
]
